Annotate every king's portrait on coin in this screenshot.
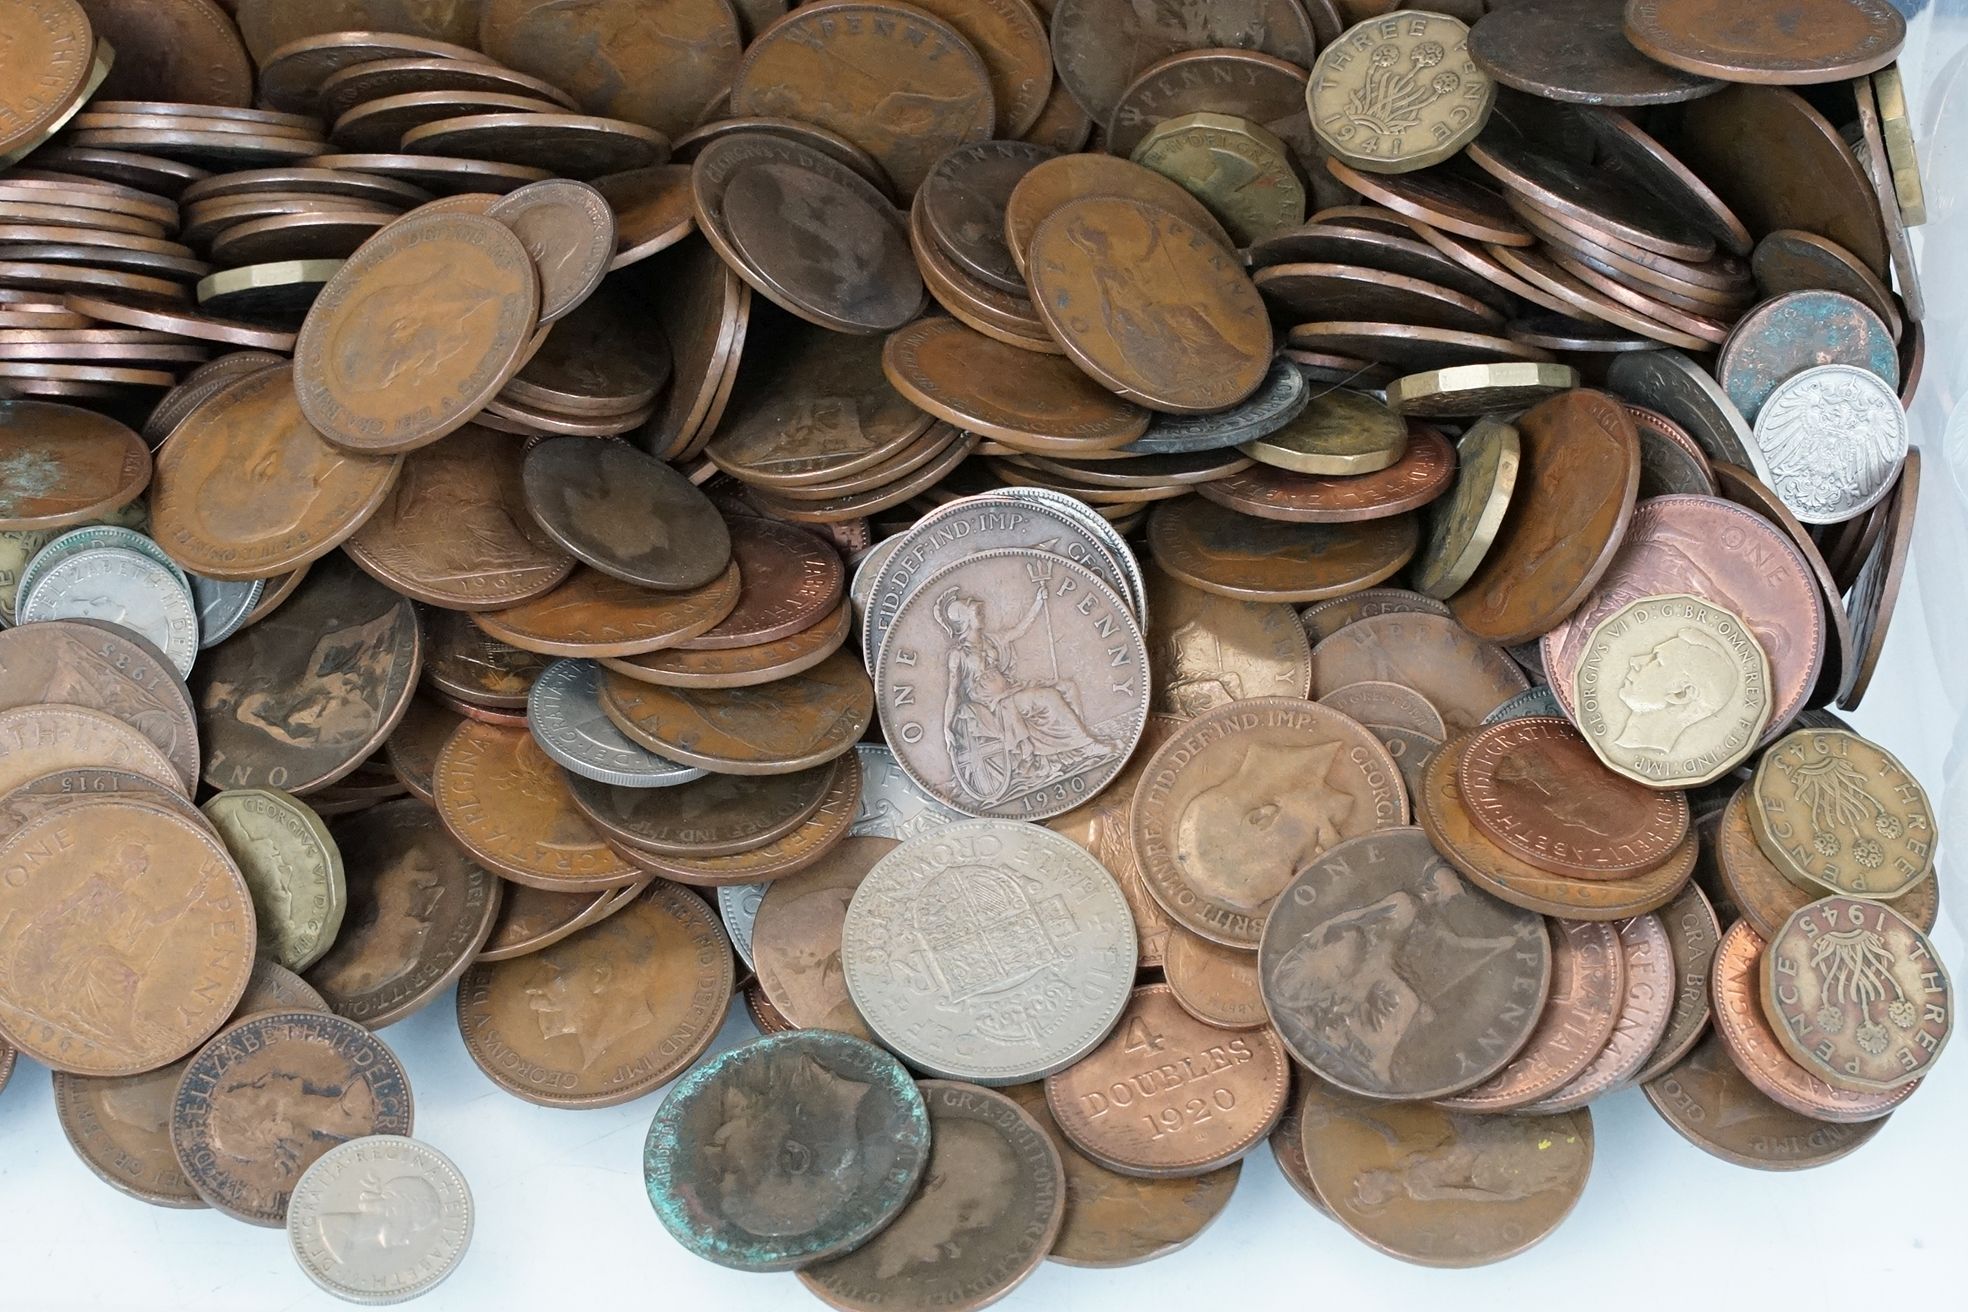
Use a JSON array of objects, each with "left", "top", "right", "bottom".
[
  {"left": 704, "top": 1051, "right": 872, "bottom": 1238},
  {"left": 1611, "top": 623, "right": 1745, "bottom": 756}
]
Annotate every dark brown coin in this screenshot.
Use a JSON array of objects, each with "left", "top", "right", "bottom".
[
  {"left": 611, "top": 749, "right": 861, "bottom": 886},
  {"left": 473, "top": 561, "right": 742, "bottom": 659},
  {"left": 1633, "top": 879, "right": 1723, "bottom": 1084},
  {"left": 1002, "top": 153, "right": 1235, "bottom": 269},
  {"left": 1469, "top": 0, "right": 1719, "bottom": 105},
  {"left": 1309, "top": 611, "right": 1527, "bottom": 731},
  {"left": 316, "top": 55, "right": 580, "bottom": 121},
  {"left": 196, "top": 554, "right": 421, "bottom": 795},
  {"left": 671, "top": 516, "right": 844, "bottom": 651},
  {"left": 1644, "top": 1030, "right": 1887, "bottom": 1171},
  {"left": 457, "top": 879, "right": 733, "bottom": 1107},
  {"left": 601, "top": 650, "right": 871, "bottom": 776},
  {"left": 1256, "top": 263, "right": 1503, "bottom": 334},
  {"left": 0, "top": 619, "right": 200, "bottom": 793},
  {"left": 799, "top": 1081, "right": 1064, "bottom": 1312},
  {"left": 398, "top": 111, "right": 670, "bottom": 179},
  {"left": 303, "top": 800, "right": 502, "bottom": 1028},
  {"left": 1623, "top": 0, "right": 1905, "bottom": 83},
  {"left": 482, "top": 178, "right": 616, "bottom": 325},
  {"left": 750, "top": 835, "right": 895, "bottom": 1040},
  {"left": 1147, "top": 495, "right": 1418, "bottom": 604},
  {"left": 1252, "top": 222, "right": 1513, "bottom": 313},
  {"left": 671, "top": 116, "right": 892, "bottom": 196},
  {"left": 920, "top": 141, "right": 1056, "bottom": 295},
  {"left": 1751, "top": 228, "right": 1900, "bottom": 340},
  {"left": 1048, "top": 0, "right": 1317, "bottom": 125},
  {"left": 423, "top": 607, "right": 549, "bottom": 709},
  {"left": 170, "top": 1009, "right": 413, "bottom": 1226},
  {"left": 566, "top": 759, "right": 835, "bottom": 859},
  {"left": 0, "top": 400, "right": 149, "bottom": 531},
  {"left": 1198, "top": 425, "right": 1455, "bottom": 524},
  {"left": 1286, "top": 320, "right": 1553, "bottom": 371},
  {"left": 520, "top": 436, "right": 730, "bottom": 592},
  {"left": 1260, "top": 827, "right": 1549, "bottom": 1100},
  {"left": 383, "top": 696, "right": 460, "bottom": 806},
  {"left": 592, "top": 164, "right": 696, "bottom": 270},
  {"left": 475, "top": 881, "right": 621, "bottom": 964}
]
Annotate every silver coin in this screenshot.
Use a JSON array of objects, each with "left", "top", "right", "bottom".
[
  {"left": 1751, "top": 364, "right": 1907, "bottom": 525},
  {"left": 18, "top": 546, "right": 200, "bottom": 676},
  {"left": 1481, "top": 685, "right": 1566, "bottom": 724},
  {"left": 16, "top": 524, "right": 191, "bottom": 618},
  {"left": 860, "top": 493, "right": 1134, "bottom": 671},
  {"left": 1606, "top": 348, "right": 1774, "bottom": 484},
  {"left": 1635, "top": 419, "right": 1717, "bottom": 498},
  {"left": 849, "top": 743, "right": 966, "bottom": 840},
  {"left": 1120, "top": 358, "right": 1310, "bottom": 455},
  {"left": 874, "top": 549, "right": 1150, "bottom": 822},
  {"left": 526, "top": 659, "right": 708, "bottom": 787},
  {"left": 190, "top": 574, "right": 265, "bottom": 649},
  {"left": 841, "top": 819, "right": 1137, "bottom": 1083},
  {"left": 990, "top": 486, "right": 1149, "bottom": 626},
  {"left": 288, "top": 1135, "right": 473, "bottom": 1305},
  {"left": 717, "top": 883, "right": 764, "bottom": 969},
  {"left": 848, "top": 533, "right": 904, "bottom": 654}
]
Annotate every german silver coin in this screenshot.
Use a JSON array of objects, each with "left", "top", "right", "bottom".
[
  {"left": 287, "top": 1136, "right": 473, "bottom": 1305},
  {"left": 19, "top": 547, "right": 200, "bottom": 676},
  {"left": 1751, "top": 364, "right": 1908, "bottom": 525},
  {"left": 189, "top": 574, "right": 265, "bottom": 649},
  {"left": 527, "top": 658, "right": 708, "bottom": 787}
]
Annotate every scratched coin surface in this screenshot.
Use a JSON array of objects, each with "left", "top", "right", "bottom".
[
  {"left": 1260, "top": 827, "right": 1549, "bottom": 1100},
  {"left": 642, "top": 1030, "right": 930, "bottom": 1271},
  {"left": 1622, "top": 0, "right": 1906, "bottom": 83},
  {"left": 842, "top": 821, "right": 1137, "bottom": 1083},
  {"left": 1048, "top": 0, "right": 1317, "bottom": 125},
  {"left": 0, "top": 401, "right": 150, "bottom": 531}
]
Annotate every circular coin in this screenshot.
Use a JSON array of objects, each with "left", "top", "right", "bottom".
[
  {"left": 1643, "top": 1030, "right": 1887, "bottom": 1170},
  {"left": 601, "top": 649, "right": 872, "bottom": 776},
  {"left": 1469, "top": 0, "right": 1720, "bottom": 104},
  {"left": 1148, "top": 495, "right": 1419, "bottom": 603},
  {"left": 1414, "top": 417, "right": 1519, "bottom": 599},
  {"left": 1308, "top": 611, "right": 1529, "bottom": 731},
  {"left": 1516, "top": 911, "right": 1675, "bottom": 1112},
  {"left": 0, "top": 399, "right": 150, "bottom": 531},
  {"left": 1623, "top": 0, "right": 1905, "bottom": 83},
  {"left": 288, "top": 1136, "right": 472, "bottom": 1305},
  {"left": 0, "top": 618, "right": 200, "bottom": 792},
  {"left": 521, "top": 437, "right": 731, "bottom": 591},
  {"left": 1751, "top": 364, "right": 1907, "bottom": 526}
]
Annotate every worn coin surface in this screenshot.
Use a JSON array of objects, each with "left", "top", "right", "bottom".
[
  {"left": 798, "top": 1080, "right": 1064, "bottom": 1312},
  {"left": 1046, "top": 984, "right": 1288, "bottom": 1177},
  {"left": 1239, "top": 387, "right": 1408, "bottom": 478},
  {"left": 618, "top": 750, "right": 862, "bottom": 886},
  {"left": 1309, "top": 611, "right": 1529, "bottom": 731},
  {"left": 1148, "top": 495, "right": 1419, "bottom": 604},
  {"left": 1131, "top": 112, "right": 1305, "bottom": 246},
  {"left": 1162, "top": 927, "right": 1266, "bottom": 1029},
  {"left": 675, "top": 517, "right": 843, "bottom": 650},
  {"left": 1308, "top": 13, "right": 1494, "bottom": 174},
  {"left": 601, "top": 649, "right": 871, "bottom": 776},
  {"left": 1720, "top": 785, "right": 1938, "bottom": 939},
  {"left": 486, "top": 178, "right": 615, "bottom": 323},
  {"left": 1469, "top": 0, "right": 1719, "bottom": 105},
  {"left": 643, "top": 1030, "right": 930, "bottom": 1271},
  {"left": 287, "top": 1135, "right": 473, "bottom": 1305},
  {"left": 882, "top": 316, "right": 1148, "bottom": 450},
  {"left": 0, "top": 402, "right": 150, "bottom": 532},
  {"left": 1634, "top": 879, "right": 1724, "bottom": 1084},
  {"left": 1414, "top": 417, "right": 1518, "bottom": 599},
  {"left": 1261, "top": 827, "right": 1549, "bottom": 1099},
  {"left": 1518, "top": 912, "right": 1674, "bottom": 1113},
  {"left": 1045, "top": 714, "right": 1180, "bottom": 970},
  {"left": 526, "top": 659, "right": 707, "bottom": 788},
  {"left": 1716, "top": 290, "right": 1898, "bottom": 424},
  {"left": 1749, "top": 728, "right": 1933, "bottom": 900},
  {"left": 1145, "top": 565, "right": 1311, "bottom": 718},
  {"left": 1132, "top": 697, "right": 1407, "bottom": 948},
  {"left": 522, "top": 437, "right": 731, "bottom": 591},
  {"left": 474, "top": 562, "right": 742, "bottom": 659},
  {"left": 201, "top": 787, "right": 346, "bottom": 973},
  {"left": 749, "top": 834, "right": 893, "bottom": 1040},
  {"left": 1644, "top": 1030, "right": 1887, "bottom": 1171},
  {"left": 0, "top": 703, "right": 185, "bottom": 800},
  {"left": 1751, "top": 364, "right": 1907, "bottom": 526},
  {"left": 843, "top": 821, "right": 1135, "bottom": 1082},
  {"left": 0, "top": 618, "right": 200, "bottom": 792},
  {"left": 434, "top": 719, "right": 641, "bottom": 891},
  {"left": 1623, "top": 0, "right": 1906, "bottom": 83},
  {"left": 1048, "top": 0, "right": 1316, "bottom": 125}
]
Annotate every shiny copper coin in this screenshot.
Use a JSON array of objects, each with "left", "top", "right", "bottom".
[
  {"left": 1199, "top": 425, "right": 1455, "bottom": 524},
  {"left": 0, "top": 619, "right": 199, "bottom": 793},
  {"left": 567, "top": 758, "right": 836, "bottom": 859},
  {"left": 473, "top": 562, "right": 741, "bottom": 660},
  {"left": 1711, "top": 461, "right": 1856, "bottom": 706},
  {"left": 196, "top": 555, "right": 420, "bottom": 794},
  {"left": 750, "top": 834, "right": 895, "bottom": 1040},
  {"left": 671, "top": 516, "right": 843, "bottom": 650},
  {"left": 0, "top": 400, "right": 148, "bottom": 530},
  {"left": 1644, "top": 1030, "right": 1887, "bottom": 1171},
  {"left": 1147, "top": 495, "right": 1418, "bottom": 604},
  {"left": 1162, "top": 928, "right": 1266, "bottom": 1030},
  {"left": 611, "top": 750, "right": 861, "bottom": 887},
  {"left": 0, "top": 0, "right": 97, "bottom": 160},
  {"left": 600, "top": 649, "right": 872, "bottom": 776}
]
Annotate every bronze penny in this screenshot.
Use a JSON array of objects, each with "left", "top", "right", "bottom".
[
  {"left": 383, "top": 696, "right": 461, "bottom": 806},
  {"left": 1002, "top": 153, "right": 1235, "bottom": 270},
  {"left": 920, "top": 140, "right": 1056, "bottom": 294},
  {"left": 457, "top": 878, "right": 731, "bottom": 1106},
  {"left": 1162, "top": 928, "right": 1266, "bottom": 1030},
  {"left": 0, "top": 399, "right": 149, "bottom": 531},
  {"left": 1253, "top": 221, "right": 1514, "bottom": 314},
  {"left": 397, "top": 111, "right": 670, "bottom": 178},
  {"left": 1459, "top": 717, "right": 1690, "bottom": 878},
  {"left": 1633, "top": 879, "right": 1724, "bottom": 1084},
  {"left": 600, "top": 648, "right": 873, "bottom": 776},
  {"left": 1321, "top": 682, "right": 1446, "bottom": 740},
  {"left": 882, "top": 316, "right": 1148, "bottom": 451},
  {"left": 1200, "top": 425, "right": 1456, "bottom": 525},
  {"left": 1468, "top": 0, "right": 1720, "bottom": 105},
  {"left": 52, "top": 958, "right": 325, "bottom": 1210},
  {"left": 1540, "top": 495, "right": 1827, "bottom": 742},
  {"left": 307, "top": 151, "right": 552, "bottom": 196},
  {"left": 1448, "top": 389, "right": 1639, "bottom": 646},
  {"left": 423, "top": 607, "right": 548, "bottom": 709},
  {"left": 519, "top": 437, "right": 731, "bottom": 592},
  {"left": 671, "top": 116, "right": 892, "bottom": 196},
  {"left": 475, "top": 881, "right": 620, "bottom": 963},
  {"left": 502, "top": 286, "right": 673, "bottom": 416},
  {"left": 1439, "top": 918, "right": 1624, "bottom": 1112},
  {"left": 737, "top": 433, "right": 980, "bottom": 524},
  {"left": 1299, "top": 1079, "right": 1592, "bottom": 1267},
  {"left": 1751, "top": 228, "right": 1900, "bottom": 341},
  {"left": 1285, "top": 320, "right": 1553, "bottom": 371},
  {"left": 0, "top": 619, "right": 200, "bottom": 793},
  {"left": 1132, "top": 697, "right": 1406, "bottom": 949},
  {"left": 611, "top": 750, "right": 861, "bottom": 886},
  {"left": 434, "top": 719, "right": 642, "bottom": 892},
  {"left": 1048, "top": 0, "right": 1317, "bottom": 126},
  {"left": 0, "top": 703, "right": 184, "bottom": 802},
  {"left": 1631, "top": 404, "right": 1718, "bottom": 497},
  {"left": 1711, "top": 920, "right": 1910, "bottom": 1122},
  {"left": 304, "top": 799, "right": 502, "bottom": 1028},
  {"left": 1261, "top": 827, "right": 1550, "bottom": 1100},
  {"left": 1516, "top": 911, "right": 1674, "bottom": 1112},
  {"left": 1299, "top": 587, "right": 1450, "bottom": 642},
  {"left": 1269, "top": 1072, "right": 1329, "bottom": 1216},
  {"left": 240, "top": 10, "right": 484, "bottom": 68},
  {"left": 1577, "top": 107, "right": 1754, "bottom": 258},
  {"left": 1719, "top": 785, "right": 1937, "bottom": 940},
  {"left": 1623, "top": 0, "right": 1905, "bottom": 83},
  {"left": 1255, "top": 262, "right": 1504, "bottom": 334},
  {"left": 798, "top": 1081, "right": 1064, "bottom": 1312},
  {"left": 1840, "top": 447, "right": 1916, "bottom": 710},
  {"left": 1001, "top": 1080, "right": 1239, "bottom": 1267},
  {"left": 604, "top": 598, "right": 852, "bottom": 690},
  {"left": 196, "top": 554, "right": 420, "bottom": 795},
  {"left": 1045, "top": 984, "right": 1289, "bottom": 1177},
  {"left": 1419, "top": 733, "right": 1696, "bottom": 921},
  {"left": 1145, "top": 565, "right": 1311, "bottom": 718},
  {"left": 566, "top": 759, "right": 836, "bottom": 859},
  {"left": 64, "top": 295, "right": 300, "bottom": 352},
  {"left": 671, "top": 516, "right": 843, "bottom": 651},
  {"left": 316, "top": 54, "right": 580, "bottom": 120},
  {"left": 343, "top": 425, "right": 574, "bottom": 611},
  {"left": 1108, "top": 48, "right": 1318, "bottom": 179},
  {"left": 484, "top": 178, "right": 616, "bottom": 324},
  {"left": 0, "top": 0, "right": 95, "bottom": 159},
  {"left": 750, "top": 834, "right": 896, "bottom": 1040},
  {"left": 0, "top": 766, "right": 206, "bottom": 845},
  {"left": 472, "top": 561, "right": 742, "bottom": 659},
  {"left": 1326, "top": 159, "right": 1531, "bottom": 247},
  {"left": 1644, "top": 1030, "right": 1887, "bottom": 1171},
  {"left": 1309, "top": 611, "right": 1528, "bottom": 732},
  {"left": 294, "top": 211, "right": 540, "bottom": 454},
  {"left": 1147, "top": 495, "right": 1418, "bottom": 604},
  {"left": 1027, "top": 195, "right": 1271, "bottom": 414},
  {"left": 1045, "top": 714, "right": 1183, "bottom": 970},
  {"left": 729, "top": 2, "right": 994, "bottom": 197},
  {"left": 170, "top": 1009, "right": 413, "bottom": 1226},
  {"left": 593, "top": 164, "right": 696, "bottom": 270}
]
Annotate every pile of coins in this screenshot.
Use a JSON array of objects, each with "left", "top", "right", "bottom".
[{"left": 0, "top": 0, "right": 1949, "bottom": 1303}]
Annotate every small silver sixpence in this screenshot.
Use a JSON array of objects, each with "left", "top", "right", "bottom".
[
  {"left": 287, "top": 1135, "right": 473, "bottom": 1305},
  {"left": 527, "top": 658, "right": 708, "bottom": 787},
  {"left": 717, "top": 882, "right": 764, "bottom": 969},
  {"left": 18, "top": 546, "right": 200, "bottom": 676},
  {"left": 190, "top": 573, "right": 266, "bottom": 649}
]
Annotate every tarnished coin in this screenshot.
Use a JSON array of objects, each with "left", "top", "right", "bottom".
[
  {"left": 1631, "top": 404, "right": 1718, "bottom": 498},
  {"left": 673, "top": 517, "right": 843, "bottom": 650},
  {"left": 521, "top": 437, "right": 730, "bottom": 591},
  {"left": 0, "top": 703, "right": 184, "bottom": 799},
  {"left": 474, "top": 562, "right": 742, "bottom": 660},
  {"left": 1309, "top": 611, "right": 1528, "bottom": 731},
  {"left": 479, "top": 0, "right": 736, "bottom": 138},
  {"left": 1131, "top": 112, "right": 1305, "bottom": 246},
  {"left": 1048, "top": 0, "right": 1317, "bottom": 126},
  {"left": 1132, "top": 698, "right": 1406, "bottom": 948},
  {"left": 1751, "top": 364, "right": 1907, "bottom": 526},
  {"left": 1001, "top": 1080, "right": 1239, "bottom": 1268},
  {"left": 920, "top": 141, "right": 1057, "bottom": 294},
  {"left": 1163, "top": 927, "right": 1266, "bottom": 1030},
  {"left": 1300, "top": 587, "right": 1450, "bottom": 643},
  {"left": 434, "top": 719, "right": 641, "bottom": 891},
  {"left": 475, "top": 881, "right": 619, "bottom": 965},
  {"left": 0, "top": 0, "right": 95, "bottom": 160},
  {"left": 1123, "top": 359, "right": 1309, "bottom": 457},
  {"left": 171, "top": 1010, "right": 414, "bottom": 1226},
  {"left": 197, "top": 556, "right": 420, "bottom": 795},
  {"left": 843, "top": 821, "right": 1137, "bottom": 1082},
  {"left": 288, "top": 1136, "right": 473, "bottom": 1305},
  {"left": 1644, "top": 1030, "right": 1887, "bottom": 1171},
  {"left": 484, "top": 179, "right": 614, "bottom": 324},
  {"left": 605, "top": 597, "right": 852, "bottom": 689},
  {"left": 1239, "top": 387, "right": 1406, "bottom": 477},
  {"left": 1045, "top": 715, "right": 1180, "bottom": 970},
  {"left": 18, "top": 546, "right": 198, "bottom": 677},
  {"left": 1605, "top": 348, "right": 1770, "bottom": 479},
  {"left": 424, "top": 608, "right": 547, "bottom": 709},
  {"left": 1623, "top": 0, "right": 1906, "bottom": 83},
  {"left": 526, "top": 659, "right": 706, "bottom": 788},
  {"left": 1751, "top": 229, "right": 1901, "bottom": 339},
  {"left": 1633, "top": 879, "right": 1724, "bottom": 1084},
  {"left": 0, "top": 619, "right": 199, "bottom": 792},
  {"left": 742, "top": 837, "right": 891, "bottom": 1035},
  {"left": 1307, "top": 13, "right": 1495, "bottom": 174},
  {"left": 305, "top": 800, "right": 501, "bottom": 1029},
  {"left": 457, "top": 879, "right": 732, "bottom": 1106},
  {"left": 569, "top": 758, "right": 835, "bottom": 859},
  {"left": 1299, "top": 1080, "right": 1592, "bottom": 1267},
  {"left": 1468, "top": 0, "right": 1720, "bottom": 105},
  {"left": 1716, "top": 290, "right": 1897, "bottom": 424},
  {"left": 1002, "top": 153, "right": 1236, "bottom": 270},
  {"left": 1516, "top": 911, "right": 1674, "bottom": 1113},
  {"left": 1414, "top": 417, "right": 1518, "bottom": 600},
  {"left": 644, "top": 1030, "right": 929, "bottom": 1270},
  {"left": 0, "top": 400, "right": 150, "bottom": 531},
  {"left": 294, "top": 211, "right": 540, "bottom": 454},
  {"left": 613, "top": 750, "right": 861, "bottom": 886},
  {"left": 201, "top": 788, "right": 346, "bottom": 973},
  {"left": 1574, "top": 593, "right": 1773, "bottom": 787},
  {"left": 1750, "top": 727, "right": 1934, "bottom": 902},
  {"left": 1148, "top": 495, "right": 1419, "bottom": 603},
  {"left": 798, "top": 1081, "right": 1064, "bottom": 1312},
  {"left": 189, "top": 575, "right": 264, "bottom": 650},
  {"left": 1045, "top": 984, "right": 1288, "bottom": 1177},
  {"left": 601, "top": 649, "right": 871, "bottom": 776},
  {"left": 1321, "top": 682, "right": 1446, "bottom": 740},
  {"left": 1260, "top": 827, "right": 1549, "bottom": 1099},
  {"left": 1146, "top": 565, "right": 1311, "bottom": 718}
]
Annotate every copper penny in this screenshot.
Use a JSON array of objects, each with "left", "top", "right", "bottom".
[
  {"left": 1147, "top": 495, "right": 1418, "bottom": 604},
  {"left": 1516, "top": 911, "right": 1674, "bottom": 1112},
  {"left": 1320, "top": 682, "right": 1447, "bottom": 739},
  {"left": 1027, "top": 195, "right": 1270, "bottom": 414},
  {"left": 600, "top": 648, "right": 872, "bottom": 776},
  {"left": 0, "top": 703, "right": 185, "bottom": 801},
  {"left": 921, "top": 140, "right": 1056, "bottom": 294},
  {"left": 1447, "top": 389, "right": 1638, "bottom": 645},
  {"left": 1419, "top": 732, "right": 1695, "bottom": 921},
  {"left": 304, "top": 799, "right": 501, "bottom": 1028},
  {"left": 1001, "top": 1080, "right": 1239, "bottom": 1267},
  {"left": 1299, "top": 587, "right": 1450, "bottom": 642},
  {"left": 1252, "top": 222, "right": 1514, "bottom": 314},
  {"left": 1644, "top": 1030, "right": 1887, "bottom": 1171},
  {"left": 1048, "top": 0, "right": 1317, "bottom": 126},
  {"left": 0, "top": 400, "right": 149, "bottom": 531},
  {"left": 613, "top": 749, "right": 861, "bottom": 886},
  {"left": 294, "top": 211, "right": 540, "bottom": 454},
  {"left": 1256, "top": 263, "right": 1503, "bottom": 334},
  {"left": 1309, "top": 611, "right": 1528, "bottom": 732},
  {"left": 1260, "top": 827, "right": 1549, "bottom": 1099},
  {"left": 797, "top": 1080, "right": 1063, "bottom": 1312},
  {"left": 751, "top": 834, "right": 895, "bottom": 1039},
  {"left": 484, "top": 178, "right": 616, "bottom": 324},
  {"left": 1162, "top": 928, "right": 1266, "bottom": 1030},
  {"left": 1268, "top": 1072, "right": 1328, "bottom": 1216},
  {"left": 1045, "top": 714, "right": 1182, "bottom": 970},
  {"left": 729, "top": 2, "right": 994, "bottom": 197},
  {"left": 519, "top": 437, "right": 730, "bottom": 592},
  {"left": 1751, "top": 228, "right": 1900, "bottom": 340},
  {"left": 1459, "top": 717, "right": 1689, "bottom": 878},
  {"left": 566, "top": 758, "right": 836, "bottom": 859},
  {"left": 0, "top": 0, "right": 95, "bottom": 160},
  {"left": 671, "top": 116, "right": 891, "bottom": 196},
  {"left": 479, "top": 0, "right": 739, "bottom": 137},
  {"left": 670, "top": 517, "right": 842, "bottom": 650},
  {"left": 1045, "top": 984, "right": 1288, "bottom": 1177},
  {"left": 472, "top": 562, "right": 741, "bottom": 659},
  {"left": 0, "top": 619, "right": 200, "bottom": 793},
  {"left": 1711, "top": 920, "right": 1909, "bottom": 1122},
  {"left": 423, "top": 607, "right": 548, "bottom": 709},
  {"left": 502, "top": 285, "right": 673, "bottom": 416},
  {"left": 1540, "top": 495, "right": 1826, "bottom": 742},
  {"left": 1468, "top": 0, "right": 1720, "bottom": 105},
  {"left": 433, "top": 719, "right": 642, "bottom": 891},
  {"left": 1002, "top": 153, "right": 1234, "bottom": 270},
  {"left": 1299, "top": 1079, "right": 1592, "bottom": 1267},
  {"left": 593, "top": 164, "right": 696, "bottom": 270},
  {"left": 307, "top": 152, "right": 551, "bottom": 196},
  {"left": 1840, "top": 447, "right": 1916, "bottom": 710},
  {"left": 1144, "top": 565, "right": 1310, "bottom": 718},
  {"left": 456, "top": 878, "right": 731, "bottom": 1106},
  {"left": 383, "top": 696, "right": 460, "bottom": 806},
  {"left": 605, "top": 598, "right": 851, "bottom": 690},
  {"left": 1199, "top": 424, "right": 1455, "bottom": 525},
  {"left": 1326, "top": 160, "right": 1531, "bottom": 247},
  {"left": 1623, "top": 0, "right": 1905, "bottom": 84},
  {"left": 475, "top": 881, "right": 619, "bottom": 964},
  {"left": 1633, "top": 879, "right": 1723, "bottom": 1084},
  {"left": 1109, "top": 48, "right": 1318, "bottom": 181},
  {"left": 1710, "top": 460, "right": 1855, "bottom": 706},
  {"left": 316, "top": 55, "right": 578, "bottom": 120},
  {"left": 397, "top": 111, "right": 670, "bottom": 179},
  {"left": 1131, "top": 697, "right": 1406, "bottom": 949},
  {"left": 1286, "top": 319, "right": 1552, "bottom": 371}
]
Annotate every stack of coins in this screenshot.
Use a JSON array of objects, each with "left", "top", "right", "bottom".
[{"left": 0, "top": 0, "right": 1951, "bottom": 1303}]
